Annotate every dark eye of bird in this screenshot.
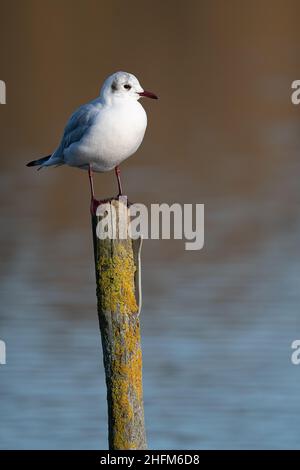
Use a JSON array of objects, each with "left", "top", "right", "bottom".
[{"left": 124, "top": 84, "right": 131, "bottom": 90}]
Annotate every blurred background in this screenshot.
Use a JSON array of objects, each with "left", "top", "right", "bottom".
[{"left": 1, "top": 0, "right": 300, "bottom": 449}]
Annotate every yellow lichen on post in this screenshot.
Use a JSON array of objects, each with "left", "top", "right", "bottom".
[
  {"left": 91, "top": 197, "right": 147, "bottom": 450},
  {"left": 98, "top": 243, "right": 138, "bottom": 314}
]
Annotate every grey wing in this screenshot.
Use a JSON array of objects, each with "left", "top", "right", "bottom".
[{"left": 50, "top": 101, "right": 100, "bottom": 163}]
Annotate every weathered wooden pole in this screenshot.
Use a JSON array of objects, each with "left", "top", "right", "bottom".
[{"left": 91, "top": 196, "right": 147, "bottom": 450}]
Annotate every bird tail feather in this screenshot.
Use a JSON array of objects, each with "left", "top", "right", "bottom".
[
  {"left": 26, "top": 154, "right": 64, "bottom": 170},
  {"left": 26, "top": 155, "right": 52, "bottom": 168}
]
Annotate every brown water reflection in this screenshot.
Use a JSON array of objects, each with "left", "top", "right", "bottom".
[{"left": 1, "top": 0, "right": 300, "bottom": 449}]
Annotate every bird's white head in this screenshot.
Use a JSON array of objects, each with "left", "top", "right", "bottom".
[{"left": 100, "top": 71, "right": 158, "bottom": 104}]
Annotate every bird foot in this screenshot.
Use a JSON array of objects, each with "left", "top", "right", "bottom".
[
  {"left": 90, "top": 197, "right": 114, "bottom": 216},
  {"left": 90, "top": 195, "right": 133, "bottom": 215}
]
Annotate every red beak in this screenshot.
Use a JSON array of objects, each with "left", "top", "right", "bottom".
[{"left": 139, "top": 90, "right": 158, "bottom": 100}]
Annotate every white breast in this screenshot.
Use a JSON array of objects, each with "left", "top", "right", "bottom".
[{"left": 65, "top": 100, "right": 147, "bottom": 172}]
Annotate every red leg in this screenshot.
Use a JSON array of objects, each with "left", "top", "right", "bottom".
[
  {"left": 88, "top": 165, "right": 95, "bottom": 199},
  {"left": 115, "top": 165, "right": 123, "bottom": 197},
  {"left": 88, "top": 165, "right": 98, "bottom": 215}
]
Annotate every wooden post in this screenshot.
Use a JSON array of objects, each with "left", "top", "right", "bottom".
[{"left": 91, "top": 196, "right": 147, "bottom": 450}]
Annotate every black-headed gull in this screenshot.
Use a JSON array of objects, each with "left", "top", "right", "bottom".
[{"left": 26, "top": 71, "right": 158, "bottom": 213}]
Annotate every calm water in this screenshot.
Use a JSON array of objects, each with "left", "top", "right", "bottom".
[{"left": 1, "top": 156, "right": 300, "bottom": 449}]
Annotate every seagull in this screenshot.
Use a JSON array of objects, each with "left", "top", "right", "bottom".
[{"left": 26, "top": 71, "right": 158, "bottom": 213}]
